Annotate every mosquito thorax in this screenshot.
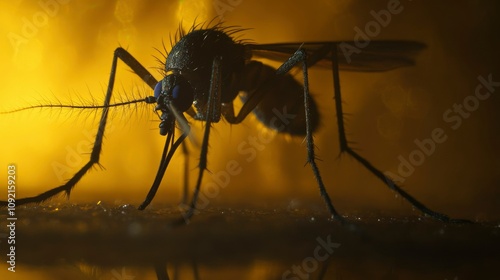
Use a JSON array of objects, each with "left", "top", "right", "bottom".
[
  {"left": 165, "top": 29, "right": 240, "bottom": 72},
  {"left": 164, "top": 28, "right": 245, "bottom": 109}
]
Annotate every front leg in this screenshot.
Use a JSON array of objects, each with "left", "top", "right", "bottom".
[
  {"left": 0, "top": 48, "right": 157, "bottom": 206},
  {"left": 178, "top": 56, "right": 223, "bottom": 223}
]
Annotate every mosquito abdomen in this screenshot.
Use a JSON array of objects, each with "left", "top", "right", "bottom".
[{"left": 238, "top": 61, "right": 319, "bottom": 136}]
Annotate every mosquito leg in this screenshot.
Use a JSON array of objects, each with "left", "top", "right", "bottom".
[
  {"left": 139, "top": 130, "right": 174, "bottom": 209},
  {"left": 138, "top": 126, "right": 188, "bottom": 210},
  {"left": 114, "top": 47, "right": 159, "bottom": 88},
  {"left": 218, "top": 49, "right": 346, "bottom": 223},
  {"left": 330, "top": 44, "right": 472, "bottom": 223},
  {"left": 179, "top": 103, "right": 211, "bottom": 222},
  {"left": 316, "top": 257, "right": 333, "bottom": 280},
  {"left": 271, "top": 49, "right": 346, "bottom": 223},
  {"left": 192, "top": 260, "right": 200, "bottom": 280},
  {"left": 179, "top": 56, "right": 222, "bottom": 223},
  {"left": 154, "top": 262, "right": 170, "bottom": 280},
  {"left": 0, "top": 48, "right": 157, "bottom": 206},
  {"left": 181, "top": 141, "right": 190, "bottom": 204}
]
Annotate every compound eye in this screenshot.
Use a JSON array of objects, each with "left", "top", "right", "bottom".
[
  {"left": 154, "top": 81, "right": 162, "bottom": 99},
  {"left": 171, "top": 83, "right": 194, "bottom": 112}
]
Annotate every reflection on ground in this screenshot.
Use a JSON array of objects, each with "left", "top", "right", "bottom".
[{"left": 0, "top": 202, "right": 498, "bottom": 279}]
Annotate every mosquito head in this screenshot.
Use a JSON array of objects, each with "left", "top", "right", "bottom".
[{"left": 154, "top": 74, "right": 194, "bottom": 135}]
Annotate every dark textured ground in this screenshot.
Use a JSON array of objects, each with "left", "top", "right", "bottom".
[{"left": 0, "top": 202, "right": 499, "bottom": 279}]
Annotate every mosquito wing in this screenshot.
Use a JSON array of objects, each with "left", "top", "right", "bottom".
[{"left": 245, "top": 41, "right": 426, "bottom": 72}]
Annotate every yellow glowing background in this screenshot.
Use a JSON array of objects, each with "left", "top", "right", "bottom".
[{"left": 0, "top": 0, "right": 499, "bottom": 219}]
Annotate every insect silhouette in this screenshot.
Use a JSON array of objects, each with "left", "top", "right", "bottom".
[{"left": 0, "top": 22, "right": 471, "bottom": 224}]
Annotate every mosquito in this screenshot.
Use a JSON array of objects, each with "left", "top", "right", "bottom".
[{"left": 0, "top": 22, "right": 471, "bottom": 224}]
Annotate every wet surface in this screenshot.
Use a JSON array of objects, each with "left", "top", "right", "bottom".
[
  {"left": 1, "top": 0, "right": 499, "bottom": 279},
  {"left": 1, "top": 202, "right": 499, "bottom": 279}
]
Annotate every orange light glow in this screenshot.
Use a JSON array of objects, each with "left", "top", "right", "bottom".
[
  {"left": 1, "top": 0, "right": 498, "bottom": 218},
  {"left": 1, "top": 1, "right": 500, "bottom": 279}
]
